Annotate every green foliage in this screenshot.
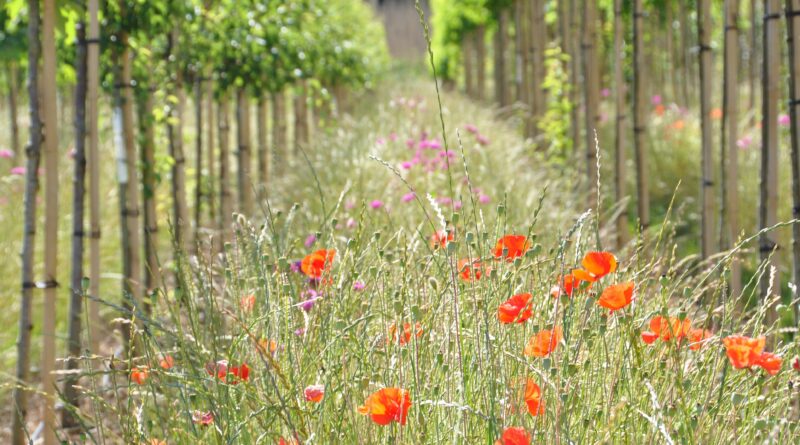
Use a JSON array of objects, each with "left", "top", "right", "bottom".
[
  {"left": 538, "top": 46, "right": 573, "bottom": 157},
  {"left": 430, "top": 0, "right": 491, "bottom": 81}
]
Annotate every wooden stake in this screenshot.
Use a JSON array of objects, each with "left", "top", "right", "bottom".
[
  {"left": 698, "top": 0, "right": 716, "bottom": 260},
  {"left": 613, "top": 0, "right": 628, "bottom": 248},
  {"left": 633, "top": 0, "right": 650, "bottom": 229},
  {"left": 236, "top": 88, "right": 253, "bottom": 216}
]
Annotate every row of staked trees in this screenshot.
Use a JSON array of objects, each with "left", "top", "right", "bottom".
[
  {"left": 431, "top": 0, "right": 800, "bottom": 322},
  {"left": 2, "top": 1, "right": 388, "bottom": 443}
]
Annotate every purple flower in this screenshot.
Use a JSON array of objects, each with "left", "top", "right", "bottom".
[
  {"left": 353, "top": 281, "right": 365, "bottom": 291},
  {"left": 419, "top": 139, "right": 442, "bottom": 150},
  {"left": 370, "top": 200, "right": 383, "bottom": 210},
  {"left": 437, "top": 196, "right": 452, "bottom": 205},
  {"left": 454, "top": 200, "right": 463, "bottom": 211},
  {"left": 345, "top": 199, "right": 356, "bottom": 210},
  {"left": 376, "top": 137, "right": 386, "bottom": 146},
  {"left": 299, "top": 289, "right": 321, "bottom": 312},
  {"left": 779, "top": 113, "right": 791, "bottom": 127},
  {"left": 406, "top": 138, "right": 416, "bottom": 148},
  {"left": 294, "top": 328, "right": 306, "bottom": 336},
  {"left": 651, "top": 94, "right": 662, "bottom": 105},
  {"left": 10, "top": 166, "right": 25, "bottom": 176},
  {"left": 290, "top": 260, "right": 303, "bottom": 273},
  {"left": 401, "top": 161, "right": 413, "bottom": 170},
  {"left": 389, "top": 132, "right": 398, "bottom": 141},
  {"left": 304, "top": 234, "right": 317, "bottom": 248},
  {"left": 737, "top": 135, "right": 753, "bottom": 149},
  {"left": 464, "top": 124, "right": 478, "bottom": 134},
  {"left": 476, "top": 134, "right": 489, "bottom": 146},
  {"left": 0, "top": 149, "right": 14, "bottom": 159},
  {"left": 601, "top": 88, "right": 610, "bottom": 98},
  {"left": 402, "top": 192, "right": 416, "bottom": 203},
  {"left": 346, "top": 218, "right": 357, "bottom": 228},
  {"left": 478, "top": 193, "right": 491, "bottom": 204}
]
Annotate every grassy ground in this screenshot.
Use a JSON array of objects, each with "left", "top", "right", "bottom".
[{"left": 0, "top": 66, "right": 798, "bottom": 443}]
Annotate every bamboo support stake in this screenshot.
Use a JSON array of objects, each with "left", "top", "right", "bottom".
[
  {"left": 582, "top": 0, "right": 600, "bottom": 212},
  {"left": 785, "top": 0, "right": 800, "bottom": 318},
  {"left": 237, "top": 88, "right": 253, "bottom": 216}
]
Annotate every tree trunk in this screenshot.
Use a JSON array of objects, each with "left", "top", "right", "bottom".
[
  {"left": 760, "top": 0, "right": 780, "bottom": 321},
  {"left": 494, "top": 8, "right": 508, "bottom": 106},
  {"left": 582, "top": 0, "right": 600, "bottom": 212},
  {"left": 678, "top": 0, "right": 693, "bottom": 105},
  {"left": 475, "top": 25, "right": 486, "bottom": 101},
  {"left": 722, "top": 0, "right": 742, "bottom": 298},
  {"left": 41, "top": 1, "right": 59, "bottom": 443},
  {"left": 139, "top": 88, "right": 160, "bottom": 293},
  {"left": 698, "top": 0, "right": 716, "bottom": 261},
  {"left": 514, "top": 0, "right": 524, "bottom": 103},
  {"left": 218, "top": 93, "right": 233, "bottom": 247},
  {"left": 530, "top": 0, "right": 545, "bottom": 133},
  {"left": 86, "top": 0, "right": 101, "bottom": 357},
  {"left": 272, "top": 90, "right": 287, "bottom": 175},
  {"left": 613, "top": 0, "right": 627, "bottom": 248},
  {"left": 294, "top": 80, "right": 309, "bottom": 155},
  {"left": 167, "top": 31, "right": 189, "bottom": 252},
  {"left": 785, "top": 0, "right": 800, "bottom": 320},
  {"left": 114, "top": 0, "right": 143, "bottom": 352},
  {"left": 568, "top": 0, "right": 581, "bottom": 153},
  {"left": 11, "top": 1, "right": 41, "bottom": 442},
  {"left": 63, "top": 21, "right": 87, "bottom": 429},
  {"left": 7, "top": 61, "right": 20, "bottom": 156},
  {"left": 257, "top": 95, "right": 269, "bottom": 194},
  {"left": 237, "top": 88, "right": 253, "bottom": 216},
  {"left": 633, "top": 0, "right": 650, "bottom": 229},
  {"left": 205, "top": 76, "right": 215, "bottom": 223},
  {"left": 750, "top": 0, "right": 759, "bottom": 112},
  {"left": 194, "top": 75, "right": 203, "bottom": 243},
  {"left": 463, "top": 33, "right": 475, "bottom": 97}
]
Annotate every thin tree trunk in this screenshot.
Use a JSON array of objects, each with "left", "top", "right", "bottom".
[
  {"left": 568, "top": 0, "right": 581, "bottom": 153},
  {"left": 167, "top": 31, "right": 189, "bottom": 251},
  {"left": 699, "top": 0, "right": 716, "bottom": 260},
  {"left": 218, "top": 93, "right": 233, "bottom": 247},
  {"left": 760, "top": 0, "right": 781, "bottom": 321},
  {"left": 530, "top": 0, "right": 546, "bottom": 131},
  {"left": 475, "top": 25, "right": 486, "bottom": 101},
  {"left": 785, "top": 0, "right": 800, "bottom": 320},
  {"left": 582, "top": 0, "right": 600, "bottom": 211},
  {"left": 7, "top": 61, "right": 20, "bottom": 156},
  {"left": 679, "top": 0, "right": 693, "bottom": 105},
  {"left": 463, "top": 33, "right": 475, "bottom": 97},
  {"left": 86, "top": 0, "right": 101, "bottom": 356},
  {"left": 633, "top": 0, "right": 650, "bottom": 229},
  {"left": 63, "top": 21, "right": 87, "bottom": 429},
  {"left": 294, "top": 80, "right": 309, "bottom": 155},
  {"left": 272, "top": 90, "right": 287, "bottom": 175},
  {"left": 514, "top": 0, "right": 524, "bottom": 103},
  {"left": 237, "top": 88, "right": 253, "bottom": 216},
  {"left": 114, "top": 0, "right": 143, "bottom": 352},
  {"left": 41, "top": 1, "right": 59, "bottom": 442},
  {"left": 257, "top": 95, "right": 269, "bottom": 193},
  {"left": 139, "top": 88, "right": 159, "bottom": 293},
  {"left": 205, "top": 76, "right": 215, "bottom": 223},
  {"left": 194, "top": 75, "right": 203, "bottom": 243},
  {"left": 750, "top": 0, "right": 759, "bottom": 112},
  {"left": 613, "top": 0, "right": 628, "bottom": 248},
  {"left": 722, "top": 0, "right": 742, "bottom": 298},
  {"left": 494, "top": 8, "right": 508, "bottom": 106},
  {"left": 11, "top": 1, "right": 41, "bottom": 442}
]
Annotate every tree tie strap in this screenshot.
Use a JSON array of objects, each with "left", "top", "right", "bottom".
[
  {"left": 702, "top": 179, "right": 714, "bottom": 187},
  {"left": 784, "top": 9, "right": 800, "bottom": 18},
  {"left": 764, "top": 12, "right": 782, "bottom": 21},
  {"left": 40, "top": 279, "right": 59, "bottom": 289},
  {"left": 88, "top": 229, "right": 101, "bottom": 239},
  {"left": 85, "top": 38, "right": 101, "bottom": 45},
  {"left": 759, "top": 241, "right": 778, "bottom": 253},
  {"left": 122, "top": 209, "right": 140, "bottom": 217},
  {"left": 788, "top": 98, "right": 800, "bottom": 107},
  {"left": 698, "top": 44, "right": 713, "bottom": 52}
]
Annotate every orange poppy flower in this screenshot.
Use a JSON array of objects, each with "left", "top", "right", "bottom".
[
  {"left": 550, "top": 273, "right": 585, "bottom": 298},
  {"left": 458, "top": 258, "right": 491, "bottom": 281},
  {"left": 278, "top": 438, "right": 300, "bottom": 445},
  {"left": 687, "top": 328, "right": 712, "bottom": 351},
  {"left": 524, "top": 326, "right": 563, "bottom": 358},
  {"left": 130, "top": 366, "right": 149, "bottom": 385},
  {"left": 240, "top": 294, "right": 256, "bottom": 312},
  {"left": 497, "top": 293, "right": 533, "bottom": 324},
  {"left": 357, "top": 387, "right": 412, "bottom": 426},
  {"left": 654, "top": 104, "right": 666, "bottom": 116},
  {"left": 722, "top": 335, "right": 766, "bottom": 369},
  {"left": 258, "top": 338, "right": 279, "bottom": 355},
  {"left": 643, "top": 316, "right": 692, "bottom": 342},
  {"left": 597, "top": 282, "right": 634, "bottom": 312},
  {"left": 387, "top": 322, "right": 424, "bottom": 346},
  {"left": 710, "top": 107, "right": 723, "bottom": 119},
  {"left": 304, "top": 384, "right": 325, "bottom": 403},
  {"left": 495, "top": 427, "right": 531, "bottom": 445},
  {"left": 493, "top": 235, "right": 531, "bottom": 261},
  {"left": 301, "top": 249, "right": 336, "bottom": 278},
  {"left": 755, "top": 352, "right": 782, "bottom": 376},
  {"left": 572, "top": 251, "right": 617, "bottom": 283},
  {"left": 431, "top": 230, "right": 454, "bottom": 249},
  {"left": 159, "top": 355, "right": 175, "bottom": 370},
  {"left": 670, "top": 119, "right": 686, "bottom": 130},
  {"left": 524, "top": 379, "right": 544, "bottom": 416}
]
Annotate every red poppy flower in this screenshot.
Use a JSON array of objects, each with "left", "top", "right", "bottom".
[
  {"left": 524, "top": 379, "right": 544, "bottom": 416},
  {"left": 357, "top": 387, "right": 412, "bottom": 426},
  {"left": 301, "top": 249, "right": 336, "bottom": 278},
  {"left": 387, "top": 322, "right": 424, "bottom": 346},
  {"left": 597, "top": 281, "right": 634, "bottom": 312},
  {"left": 229, "top": 363, "right": 250, "bottom": 383},
  {"left": 687, "top": 328, "right": 712, "bottom": 351},
  {"left": 240, "top": 294, "right": 256, "bottom": 312},
  {"left": 431, "top": 230, "right": 454, "bottom": 249},
  {"left": 495, "top": 427, "right": 531, "bottom": 445},
  {"left": 497, "top": 293, "right": 533, "bottom": 324},
  {"left": 572, "top": 251, "right": 617, "bottom": 283},
  {"left": 722, "top": 335, "right": 766, "bottom": 369},
  {"left": 792, "top": 356, "right": 800, "bottom": 372},
  {"left": 278, "top": 438, "right": 299, "bottom": 445},
  {"left": 641, "top": 331, "right": 659, "bottom": 344},
  {"left": 159, "top": 355, "right": 175, "bottom": 370},
  {"left": 524, "top": 326, "right": 563, "bottom": 358},
  {"left": 642, "top": 315, "right": 691, "bottom": 343},
  {"left": 458, "top": 258, "right": 491, "bottom": 281},
  {"left": 550, "top": 273, "right": 584, "bottom": 298},
  {"left": 130, "top": 366, "right": 149, "bottom": 385},
  {"left": 304, "top": 384, "right": 325, "bottom": 403},
  {"left": 755, "top": 352, "right": 782, "bottom": 376},
  {"left": 493, "top": 235, "right": 531, "bottom": 261}
]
